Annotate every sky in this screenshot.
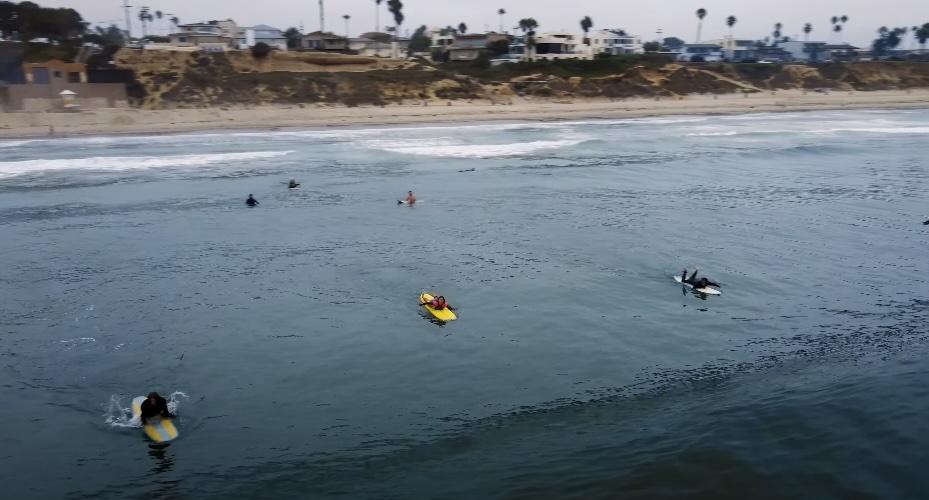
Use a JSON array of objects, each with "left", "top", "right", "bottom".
[{"left": 43, "top": 0, "right": 929, "bottom": 47}]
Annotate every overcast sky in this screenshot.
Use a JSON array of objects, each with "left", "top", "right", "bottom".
[{"left": 43, "top": 0, "right": 929, "bottom": 47}]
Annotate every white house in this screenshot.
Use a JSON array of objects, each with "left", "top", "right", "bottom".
[
  {"left": 705, "top": 37, "right": 758, "bottom": 61},
  {"left": 236, "top": 24, "right": 287, "bottom": 50},
  {"left": 350, "top": 37, "right": 407, "bottom": 58},
  {"left": 677, "top": 43, "right": 724, "bottom": 62},
  {"left": 532, "top": 32, "right": 592, "bottom": 61},
  {"left": 587, "top": 29, "right": 643, "bottom": 56}
]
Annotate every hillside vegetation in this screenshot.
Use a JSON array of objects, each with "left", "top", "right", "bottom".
[{"left": 115, "top": 50, "right": 929, "bottom": 109}]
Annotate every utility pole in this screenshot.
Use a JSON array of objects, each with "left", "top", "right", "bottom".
[
  {"left": 318, "top": 0, "right": 325, "bottom": 33},
  {"left": 122, "top": 0, "right": 133, "bottom": 40}
]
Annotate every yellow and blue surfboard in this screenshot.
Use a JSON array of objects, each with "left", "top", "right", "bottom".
[{"left": 132, "top": 396, "right": 179, "bottom": 443}]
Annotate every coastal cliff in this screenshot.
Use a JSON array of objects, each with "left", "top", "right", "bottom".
[{"left": 115, "top": 50, "right": 929, "bottom": 109}]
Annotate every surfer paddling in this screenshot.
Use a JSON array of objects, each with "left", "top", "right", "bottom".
[
  {"left": 681, "top": 268, "right": 720, "bottom": 290},
  {"left": 398, "top": 191, "right": 416, "bottom": 205},
  {"left": 139, "top": 392, "right": 175, "bottom": 424},
  {"left": 246, "top": 194, "right": 259, "bottom": 207},
  {"left": 420, "top": 295, "right": 451, "bottom": 310},
  {"left": 288, "top": 179, "right": 300, "bottom": 189}
]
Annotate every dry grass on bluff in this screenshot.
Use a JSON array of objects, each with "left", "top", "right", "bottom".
[{"left": 114, "top": 49, "right": 929, "bottom": 108}]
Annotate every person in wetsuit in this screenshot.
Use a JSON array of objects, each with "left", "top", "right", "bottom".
[
  {"left": 246, "top": 194, "right": 259, "bottom": 207},
  {"left": 682, "top": 268, "right": 720, "bottom": 290},
  {"left": 140, "top": 392, "right": 175, "bottom": 424},
  {"left": 288, "top": 179, "right": 300, "bottom": 189}
]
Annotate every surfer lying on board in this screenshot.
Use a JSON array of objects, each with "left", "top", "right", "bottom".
[
  {"left": 421, "top": 295, "right": 451, "bottom": 310},
  {"left": 682, "top": 268, "right": 720, "bottom": 290},
  {"left": 924, "top": 218, "right": 929, "bottom": 225},
  {"left": 288, "top": 179, "right": 300, "bottom": 189},
  {"left": 246, "top": 194, "right": 259, "bottom": 207},
  {"left": 140, "top": 392, "right": 175, "bottom": 424}
]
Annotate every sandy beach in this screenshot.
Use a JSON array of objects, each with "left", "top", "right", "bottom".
[{"left": 1, "top": 89, "right": 928, "bottom": 138}]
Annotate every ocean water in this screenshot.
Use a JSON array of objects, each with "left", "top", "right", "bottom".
[{"left": 1, "top": 108, "right": 928, "bottom": 499}]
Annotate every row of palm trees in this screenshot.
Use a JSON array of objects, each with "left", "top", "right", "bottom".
[
  {"left": 136, "top": 6, "right": 178, "bottom": 38},
  {"left": 693, "top": 9, "right": 852, "bottom": 44}
]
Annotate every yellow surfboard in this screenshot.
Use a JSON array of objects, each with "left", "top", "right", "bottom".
[
  {"left": 420, "top": 292, "right": 457, "bottom": 321},
  {"left": 132, "top": 396, "right": 179, "bottom": 443}
]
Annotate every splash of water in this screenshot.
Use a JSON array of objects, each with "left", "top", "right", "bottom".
[{"left": 104, "top": 391, "right": 188, "bottom": 428}]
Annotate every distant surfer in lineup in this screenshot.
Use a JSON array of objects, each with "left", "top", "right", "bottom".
[
  {"left": 682, "top": 268, "right": 720, "bottom": 290},
  {"left": 923, "top": 217, "right": 929, "bottom": 225},
  {"left": 246, "top": 194, "right": 259, "bottom": 207},
  {"left": 288, "top": 179, "right": 300, "bottom": 189},
  {"left": 399, "top": 191, "right": 416, "bottom": 205},
  {"left": 139, "top": 392, "right": 175, "bottom": 424}
]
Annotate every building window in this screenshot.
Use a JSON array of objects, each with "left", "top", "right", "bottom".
[
  {"left": 68, "top": 72, "right": 81, "bottom": 83},
  {"left": 53, "top": 71, "right": 62, "bottom": 78}
]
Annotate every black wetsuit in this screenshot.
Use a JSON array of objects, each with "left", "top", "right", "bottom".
[
  {"left": 924, "top": 219, "right": 929, "bottom": 225},
  {"left": 140, "top": 397, "right": 172, "bottom": 424},
  {"left": 683, "top": 270, "right": 719, "bottom": 288},
  {"left": 246, "top": 196, "right": 259, "bottom": 207},
  {"left": 289, "top": 182, "right": 300, "bottom": 188}
]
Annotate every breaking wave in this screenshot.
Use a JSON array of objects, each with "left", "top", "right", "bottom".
[
  {"left": 0, "top": 151, "right": 294, "bottom": 179},
  {"left": 363, "top": 136, "right": 591, "bottom": 158}
]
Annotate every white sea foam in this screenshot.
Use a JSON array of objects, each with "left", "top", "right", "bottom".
[
  {"left": 817, "top": 126, "right": 929, "bottom": 135},
  {"left": 363, "top": 135, "right": 590, "bottom": 158},
  {"left": 0, "top": 139, "right": 37, "bottom": 148},
  {"left": 0, "top": 150, "right": 294, "bottom": 179},
  {"left": 104, "top": 391, "right": 187, "bottom": 429}
]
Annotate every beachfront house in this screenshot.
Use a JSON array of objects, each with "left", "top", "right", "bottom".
[
  {"left": 706, "top": 38, "right": 758, "bottom": 62},
  {"left": 678, "top": 43, "right": 724, "bottom": 62},
  {"left": 169, "top": 20, "right": 238, "bottom": 51},
  {"left": 823, "top": 43, "right": 861, "bottom": 62},
  {"left": 349, "top": 36, "right": 399, "bottom": 58},
  {"left": 446, "top": 33, "right": 509, "bottom": 62},
  {"left": 430, "top": 31, "right": 455, "bottom": 51},
  {"left": 236, "top": 25, "right": 288, "bottom": 51},
  {"left": 532, "top": 32, "right": 592, "bottom": 61},
  {"left": 780, "top": 41, "right": 828, "bottom": 62},
  {"left": 587, "top": 29, "right": 643, "bottom": 56},
  {"left": 301, "top": 31, "right": 349, "bottom": 52}
]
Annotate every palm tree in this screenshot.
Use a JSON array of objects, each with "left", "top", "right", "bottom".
[
  {"left": 696, "top": 8, "right": 707, "bottom": 43},
  {"left": 343, "top": 14, "right": 350, "bottom": 38},
  {"left": 916, "top": 23, "right": 929, "bottom": 50},
  {"left": 726, "top": 15, "right": 737, "bottom": 38},
  {"left": 375, "top": 0, "right": 383, "bottom": 32},
  {"left": 498, "top": 8, "right": 506, "bottom": 34},
  {"left": 387, "top": 0, "right": 403, "bottom": 57},
  {"left": 138, "top": 7, "right": 152, "bottom": 38},
  {"left": 170, "top": 16, "right": 179, "bottom": 33},
  {"left": 458, "top": 22, "right": 467, "bottom": 34},
  {"left": 803, "top": 23, "right": 812, "bottom": 41},
  {"left": 773, "top": 22, "right": 782, "bottom": 42},
  {"left": 580, "top": 16, "right": 593, "bottom": 45},
  {"left": 155, "top": 10, "right": 162, "bottom": 36},
  {"left": 518, "top": 18, "right": 539, "bottom": 61}
]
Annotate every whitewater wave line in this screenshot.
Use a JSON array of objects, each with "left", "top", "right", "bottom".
[{"left": 0, "top": 150, "right": 294, "bottom": 179}]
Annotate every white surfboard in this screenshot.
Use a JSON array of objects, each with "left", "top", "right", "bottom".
[
  {"left": 132, "top": 396, "right": 179, "bottom": 443},
  {"left": 673, "top": 275, "right": 722, "bottom": 295}
]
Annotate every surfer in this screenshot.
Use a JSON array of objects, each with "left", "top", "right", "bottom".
[
  {"left": 139, "top": 392, "right": 175, "bottom": 424},
  {"left": 421, "top": 295, "right": 450, "bottom": 310},
  {"left": 682, "top": 268, "right": 720, "bottom": 289},
  {"left": 399, "top": 191, "right": 416, "bottom": 205},
  {"left": 246, "top": 194, "right": 259, "bottom": 207},
  {"left": 288, "top": 179, "right": 300, "bottom": 189},
  {"left": 923, "top": 217, "right": 929, "bottom": 225}
]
